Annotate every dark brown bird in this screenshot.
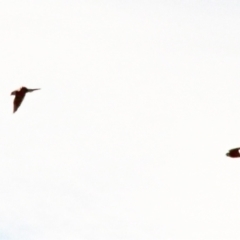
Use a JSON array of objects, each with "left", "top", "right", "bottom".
[
  {"left": 11, "top": 86, "right": 40, "bottom": 113},
  {"left": 226, "top": 147, "right": 240, "bottom": 158}
]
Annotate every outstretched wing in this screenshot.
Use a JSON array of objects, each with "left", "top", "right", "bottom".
[
  {"left": 27, "top": 88, "right": 41, "bottom": 92},
  {"left": 13, "top": 94, "right": 25, "bottom": 113}
]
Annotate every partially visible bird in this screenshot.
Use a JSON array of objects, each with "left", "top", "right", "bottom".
[
  {"left": 11, "top": 86, "right": 40, "bottom": 113},
  {"left": 226, "top": 147, "right": 240, "bottom": 158}
]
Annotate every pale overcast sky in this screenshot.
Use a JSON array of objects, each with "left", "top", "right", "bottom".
[{"left": 0, "top": 0, "right": 240, "bottom": 239}]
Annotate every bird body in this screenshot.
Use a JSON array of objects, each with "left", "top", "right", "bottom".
[
  {"left": 11, "top": 86, "right": 40, "bottom": 113},
  {"left": 226, "top": 148, "right": 240, "bottom": 158}
]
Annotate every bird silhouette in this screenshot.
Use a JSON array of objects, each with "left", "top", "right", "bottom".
[
  {"left": 226, "top": 147, "right": 240, "bottom": 158},
  {"left": 11, "top": 86, "right": 40, "bottom": 113}
]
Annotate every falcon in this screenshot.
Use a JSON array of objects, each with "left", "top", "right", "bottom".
[
  {"left": 11, "top": 86, "right": 40, "bottom": 113},
  {"left": 226, "top": 147, "right": 240, "bottom": 158}
]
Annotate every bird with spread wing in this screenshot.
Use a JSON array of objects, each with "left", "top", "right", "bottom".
[
  {"left": 226, "top": 147, "right": 240, "bottom": 158},
  {"left": 11, "top": 86, "right": 40, "bottom": 113}
]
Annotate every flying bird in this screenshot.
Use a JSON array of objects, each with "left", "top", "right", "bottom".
[
  {"left": 11, "top": 86, "right": 40, "bottom": 113},
  {"left": 226, "top": 147, "right": 240, "bottom": 158}
]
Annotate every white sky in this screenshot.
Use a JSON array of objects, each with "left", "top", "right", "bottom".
[{"left": 0, "top": 0, "right": 240, "bottom": 239}]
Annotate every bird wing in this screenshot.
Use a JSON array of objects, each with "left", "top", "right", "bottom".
[
  {"left": 27, "top": 88, "right": 41, "bottom": 92},
  {"left": 13, "top": 94, "right": 25, "bottom": 113}
]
